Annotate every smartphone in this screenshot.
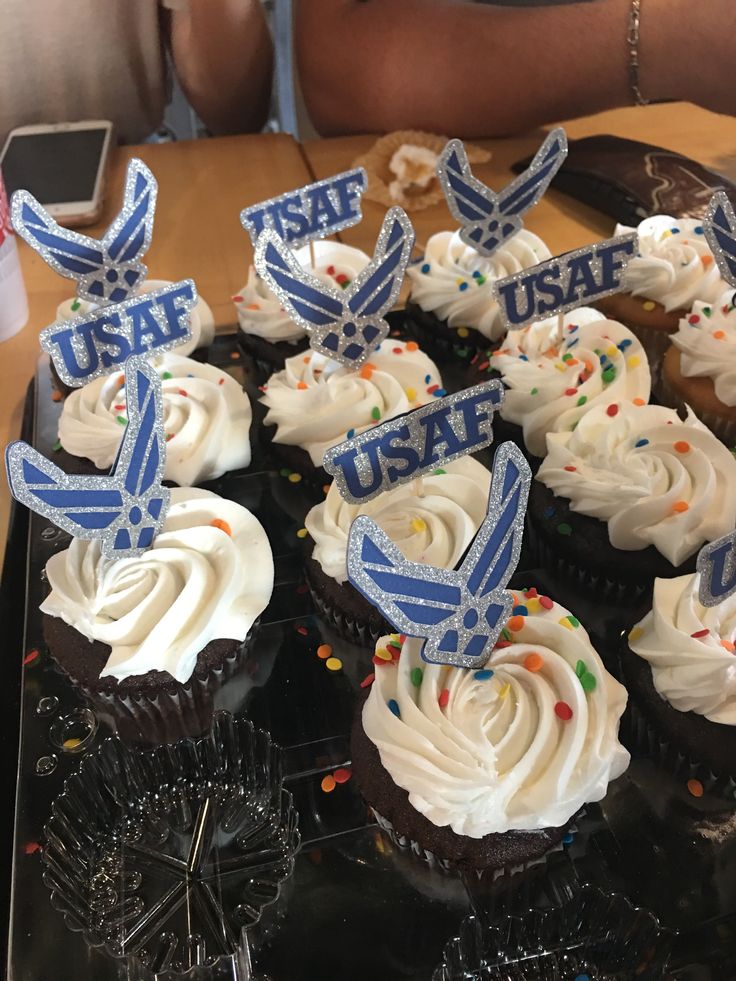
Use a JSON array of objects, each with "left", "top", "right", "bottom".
[{"left": 0, "top": 120, "right": 114, "bottom": 228}]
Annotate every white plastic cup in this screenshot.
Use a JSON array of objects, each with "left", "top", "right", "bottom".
[{"left": 0, "top": 174, "right": 29, "bottom": 340}]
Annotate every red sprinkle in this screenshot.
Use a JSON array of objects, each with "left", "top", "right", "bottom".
[
  {"left": 231, "top": 294, "right": 244, "bottom": 303},
  {"left": 427, "top": 384, "right": 440, "bottom": 394},
  {"left": 23, "top": 842, "right": 41, "bottom": 855},
  {"left": 333, "top": 768, "right": 351, "bottom": 784},
  {"left": 564, "top": 465, "right": 577, "bottom": 472},
  {"left": 564, "top": 388, "right": 577, "bottom": 396},
  {"left": 326, "top": 265, "right": 335, "bottom": 275},
  {"left": 539, "top": 595, "right": 554, "bottom": 610},
  {"left": 392, "top": 347, "right": 403, "bottom": 354},
  {"left": 691, "top": 628, "right": 710, "bottom": 638},
  {"left": 218, "top": 378, "right": 225, "bottom": 385},
  {"left": 494, "top": 640, "right": 511, "bottom": 649},
  {"left": 606, "top": 404, "right": 619, "bottom": 417},
  {"left": 688, "top": 314, "right": 700, "bottom": 325},
  {"left": 438, "top": 688, "right": 450, "bottom": 708},
  {"left": 477, "top": 360, "right": 490, "bottom": 372},
  {"left": 23, "top": 649, "right": 39, "bottom": 666},
  {"left": 178, "top": 389, "right": 188, "bottom": 397},
  {"left": 555, "top": 701, "right": 573, "bottom": 721},
  {"left": 360, "top": 673, "right": 375, "bottom": 689},
  {"left": 335, "top": 273, "right": 349, "bottom": 285},
  {"left": 524, "top": 587, "right": 538, "bottom": 598},
  {"left": 295, "top": 625, "right": 308, "bottom": 636},
  {"left": 114, "top": 404, "right": 125, "bottom": 411}
]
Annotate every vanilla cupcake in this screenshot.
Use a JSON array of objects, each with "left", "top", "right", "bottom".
[
  {"left": 305, "top": 457, "right": 491, "bottom": 643},
  {"left": 405, "top": 229, "right": 551, "bottom": 357},
  {"left": 57, "top": 353, "right": 252, "bottom": 485},
  {"left": 234, "top": 240, "right": 371, "bottom": 374},
  {"left": 596, "top": 217, "right": 727, "bottom": 375},
  {"left": 659, "top": 289, "right": 736, "bottom": 445},
  {"left": 484, "top": 309, "right": 650, "bottom": 461},
  {"left": 259, "top": 339, "right": 443, "bottom": 481},
  {"left": 352, "top": 595, "right": 629, "bottom": 871},
  {"left": 532, "top": 402, "right": 736, "bottom": 596},
  {"left": 624, "top": 572, "right": 736, "bottom": 787}
]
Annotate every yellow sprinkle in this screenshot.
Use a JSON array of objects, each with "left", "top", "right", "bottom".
[
  {"left": 457, "top": 327, "right": 469, "bottom": 338},
  {"left": 296, "top": 527, "right": 308, "bottom": 539},
  {"left": 63, "top": 737, "right": 82, "bottom": 750},
  {"left": 375, "top": 648, "right": 393, "bottom": 662},
  {"left": 288, "top": 472, "right": 302, "bottom": 483},
  {"left": 558, "top": 617, "right": 573, "bottom": 630},
  {"left": 662, "top": 230, "right": 672, "bottom": 238},
  {"left": 606, "top": 346, "right": 618, "bottom": 357},
  {"left": 411, "top": 518, "right": 427, "bottom": 533},
  {"left": 629, "top": 627, "right": 644, "bottom": 642},
  {"left": 325, "top": 657, "right": 343, "bottom": 672},
  {"left": 406, "top": 387, "right": 417, "bottom": 402},
  {"left": 498, "top": 682, "right": 510, "bottom": 699},
  {"left": 526, "top": 597, "right": 542, "bottom": 613},
  {"left": 390, "top": 633, "right": 402, "bottom": 644},
  {"left": 554, "top": 362, "right": 567, "bottom": 372},
  {"left": 642, "top": 300, "right": 656, "bottom": 312},
  {"left": 627, "top": 355, "right": 641, "bottom": 369}
]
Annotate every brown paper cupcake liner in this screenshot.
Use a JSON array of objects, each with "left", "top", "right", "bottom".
[
  {"left": 657, "top": 370, "right": 736, "bottom": 447},
  {"left": 353, "top": 131, "right": 490, "bottom": 213},
  {"left": 404, "top": 299, "right": 498, "bottom": 360},
  {"left": 308, "top": 578, "right": 388, "bottom": 648},
  {"left": 620, "top": 321, "right": 671, "bottom": 382}
]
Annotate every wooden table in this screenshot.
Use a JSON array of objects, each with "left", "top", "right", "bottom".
[{"left": 3, "top": 102, "right": 736, "bottom": 564}]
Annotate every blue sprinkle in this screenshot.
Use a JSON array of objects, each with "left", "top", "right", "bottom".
[
  {"left": 694, "top": 226, "right": 704, "bottom": 235},
  {"left": 566, "top": 338, "right": 578, "bottom": 348},
  {"left": 421, "top": 263, "right": 430, "bottom": 274},
  {"left": 563, "top": 832, "right": 575, "bottom": 845},
  {"left": 347, "top": 428, "right": 355, "bottom": 438},
  {"left": 544, "top": 506, "right": 556, "bottom": 519},
  {"left": 670, "top": 227, "right": 680, "bottom": 234},
  {"left": 187, "top": 373, "right": 194, "bottom": 377},
  {"left": 432, "top": 388, "right": 447, "bottom": 398},
  {"left": 388, "top": 699, "right": 401, "bottom": 718},
  {"left": 512, "top": 605, "right": 528, "bottom": 616},
  {"left": 424, "top": 374, "right": 431, "bottom": 384},
  {"left": 599, "top": 354, "right": 608, "bottom": 364},
  {"left": 574, "top": 974, "right": 590, "bottom": 981},
  {"left": 617, "top": 338, "right": 632, "bottom": 350},
  {"left": 472, "top": 270, "right": 481, "bottom": 279},
  {"left": 635, "top": 438, "right": 649, "bottom": 448},
  {"left": 473, "top": 669, "right": 494, "bottom": 681},
  {"left": 519, "top": 354, "right": 528, "bottom": 361},
  {"left": 375, "top": 344, "right": 382, "bottom": 352},
  {"left": 458, "top": 282, "right": 469, "bottom": 292}
]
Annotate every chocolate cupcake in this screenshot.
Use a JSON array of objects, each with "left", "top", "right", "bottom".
[
  {"left": 597, "top": 217, "right": 727, "bottom": 378},
  {"left": 658, "top": 289, "right": 736, "bottom": 446},
  {"left": 531, "top": 402, "right": 736, "bottom": 599},
  {"left": 623, "top": 572, "right": 736, "bottom": 791},
  {"left": 259, "top": 339, "right": 443, "bottom": 483},
  {"left": 40, "top": 488, "right": 274, "bottom": 741},
  {"left": 351, "top": 594, "right": 630, "bottom": 873},
  {"left": 405, "top": 228, "right": 551, "bottom": 359},
  {"left": 304, "top": 457, "right": 492, "bottom": 644}
]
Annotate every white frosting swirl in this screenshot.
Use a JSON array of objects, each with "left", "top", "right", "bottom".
[
  {"left": 494, "top": 310, "right": 651, "bottom": 457},
  {"left": 261, "top": 340, "right": 442, "bottom": 466},
  {"left": 616, "top": 217, "right": 727, "bottom": 312},
  {"left": 363, "top": 606, "right": 629, "bottom": 837},
  {"left": 306, "top": 457, "right": 491, "bottom": 583},
  {"left": 56, "top": 279, "right": 215, "bottom": 356},
  {"left": 629, "top": 574, "right": 736, "bottom": 725},
  {"left": 58, "top": 353, "right": 252, "bottom": 485},
  {"left": 672, "top": 290, "right": 736, "bottom": 406},
  {"left": 537, "top": 402, "right": 736, "bottom": 566},
  {"left": 406, "top": 229, "right": 552, "bottom": 341},
  {"left": 234, "top": 241, "right": 371, "bottom": 344},
  {"left": 40, "top": 488, "right": 274, "bottom": 684}
]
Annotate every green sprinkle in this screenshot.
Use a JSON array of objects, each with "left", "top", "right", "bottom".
[
  {"left": 501, "top": 627, "right": 511, "bottom": 642},
  {"left": 52, "top": 439, "right": 62, "bottom": 452},
  {"left": 703, "top": 306, "right": 712, "bottom": 317},
  {"left": 602, "top": 367, "right": 616, "bottom": 383},
  {"left": 575, "top": 659, "right": 586, "bottom": 679},
  {"left": 371, "top": 406, "right": 381, "bottom": 421},
  {"left": 576, "top": 395, "right": 587, "bottom": 407},
  {"left": 162, "top": 371, "right": 173, "bottom": 380},
  {"left": 116, "top": 415, "right": 127, "bottom": 425},
  {"left": 475, "top": 274, "right": 486, "bottom": 286},
  {"left": 70, "top": 299, "right": 81, "bottom": 312},
  {"left": 567, "top": 614, "right": 580, "bottom": 627},
  {"left": 580, "top": 671, "right": 597, "bottom": 692},
  {"left": 557, "top": 522, "right": 572, "bottom": 536},
  {"left": 279, "top": 467, "right": 292, "bottom": 477},
  {"left": 410, "top": 667, "right": 423, "bottom": 688},
  {"left": 562, "top": 353, "right": 573, "bottom": 362},
  {"left": 433, "top": 468, "right": 446, "bottom": 475},
  {"left": 530, "top": 387, "right": 539, "bottom": 395},
  {"left": 455, "top": 346, "right": 469, "bottom": 358}
]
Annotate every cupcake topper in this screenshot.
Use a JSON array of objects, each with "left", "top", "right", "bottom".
[
  {"left": 5, "top": 357, "right": 169, "bottom": 558},
  {"left": 697, "top": 532, "right": 736, "bottom": 606},
  {"left": 240, "top": 168, "right": 368, "bottom": 249},
  {"left": 323, "top": 380, "right": 504, "bottom": 503},
  {"left": 347, "top": 441, "right": 530, "bottom": 669},
  {"left": 436, "top": 128, "right": 567, "bottom": 257},
  {"left": 254, "top": 206, "right": 414, "bottom": 367},
  {"left": 703, "top": 190, "right": 736, "bottom": 287},
  {"left": 493, "top": 233, "right": 638, "bottom": 330},
  {"left": 12, "top": 158, "right": 157, "bottom": 305}
]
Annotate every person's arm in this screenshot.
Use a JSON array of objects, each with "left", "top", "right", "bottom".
[
  {"left": 296, "top": 0, "right": 736, "bottom": 138},
  {"left": 167, "top": 0, "right": 273, "bottom": 135}
]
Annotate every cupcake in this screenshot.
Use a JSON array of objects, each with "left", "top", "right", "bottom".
[
  {"left": 40, "top": 487, "right": 274, "bottom": 741},
  {"left": 659, "top": 289, "right": 736, "bottom": 445},
  {"left": 304, "top": 457, "right": 492, "bottom": 644},
  {"left": 259, "top": 339, "right": 443, "bottom": 483},
  {"left": 352, "top": 597, "right": 629, "bottom": 873},
  {"left": 477, "top": 309, "right": 650, "bottom": 462},
  {"left": 405, "top": 229, "right": 551, "bottom": 358},
  {"left": 56, "top": 353, "right": 252, "bottom": 485},
  {"left": 596, "top": 217, "right": 727, "bottom": 374},
  {"left": 531, "top": 402, "right": 736, "bottom": 596},
  {"left": 624, "top": 572, "right": 736, "bottom": 789},
  {"left": 234, "top": 240, "right": 371, "bottom": 375},
  {"left": 52, "top": 279, "right": 216, "bottom": 397}
]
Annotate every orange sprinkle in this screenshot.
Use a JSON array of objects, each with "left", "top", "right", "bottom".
[
  {"left": 673, "top": 441, "right": 690, "bottom": 454},
  {"left": 507, "top": 615, "right": 525, "bottom": 632},
  {"left": 297, "top": 381, "right": 308, "bottom": 390},
  {"left": 632, "top": 397, "right": 646, "bottom": 406},
  {"left": 701, "top": 255, "right": 713, "bottom": 268},
  {"left": 321, "top": 775, "right": 336, "bottom": 793},
  {"left": 406, "top": 341, "right": 419, "bottom": 351},
  {"left": 713, "top": 330, "right": 726, "bottom": 340},
  {"left": 303, "top": 356, "right": 310, "bottom": 363},
  {"left": 246, "top": 302, "right": 260, "bottom": 310},
  {"left": 524, "top": 652, "right": 544, "bottom": 673},
  {"left": 322, "top": 484, "right": 331, "bottom": 495},
  {"left": 118, "top": 374, "right": 125, "bottom": 386},
  {"left": 51, "top": 390, "right": 62, "bottom": 403},
  {"left": 687, "top": 778, "right": 704, "bottom": 798},
  {"left": 317, "top": 644, "right": 332, "bottom": 660},
  {"left": 720, "top": 639, "right": 736, "bottom": 652},
  {"left": 360, "top": 365, "right": 374, "bottom": 380},
  {"left": 210, "top": 519, "right": 232, "bottom": 536},
  {"left": 672, "top": 501, "right": 689, "bottom": 513}
]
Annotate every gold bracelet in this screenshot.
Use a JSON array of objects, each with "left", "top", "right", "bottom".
[{"left": 627, "top": 0, "right": 650, "bottom": 106}]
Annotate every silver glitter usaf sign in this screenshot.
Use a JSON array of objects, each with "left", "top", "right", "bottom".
[{"left": 697, "top": 532, "right": 736, "bottom": 607}]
